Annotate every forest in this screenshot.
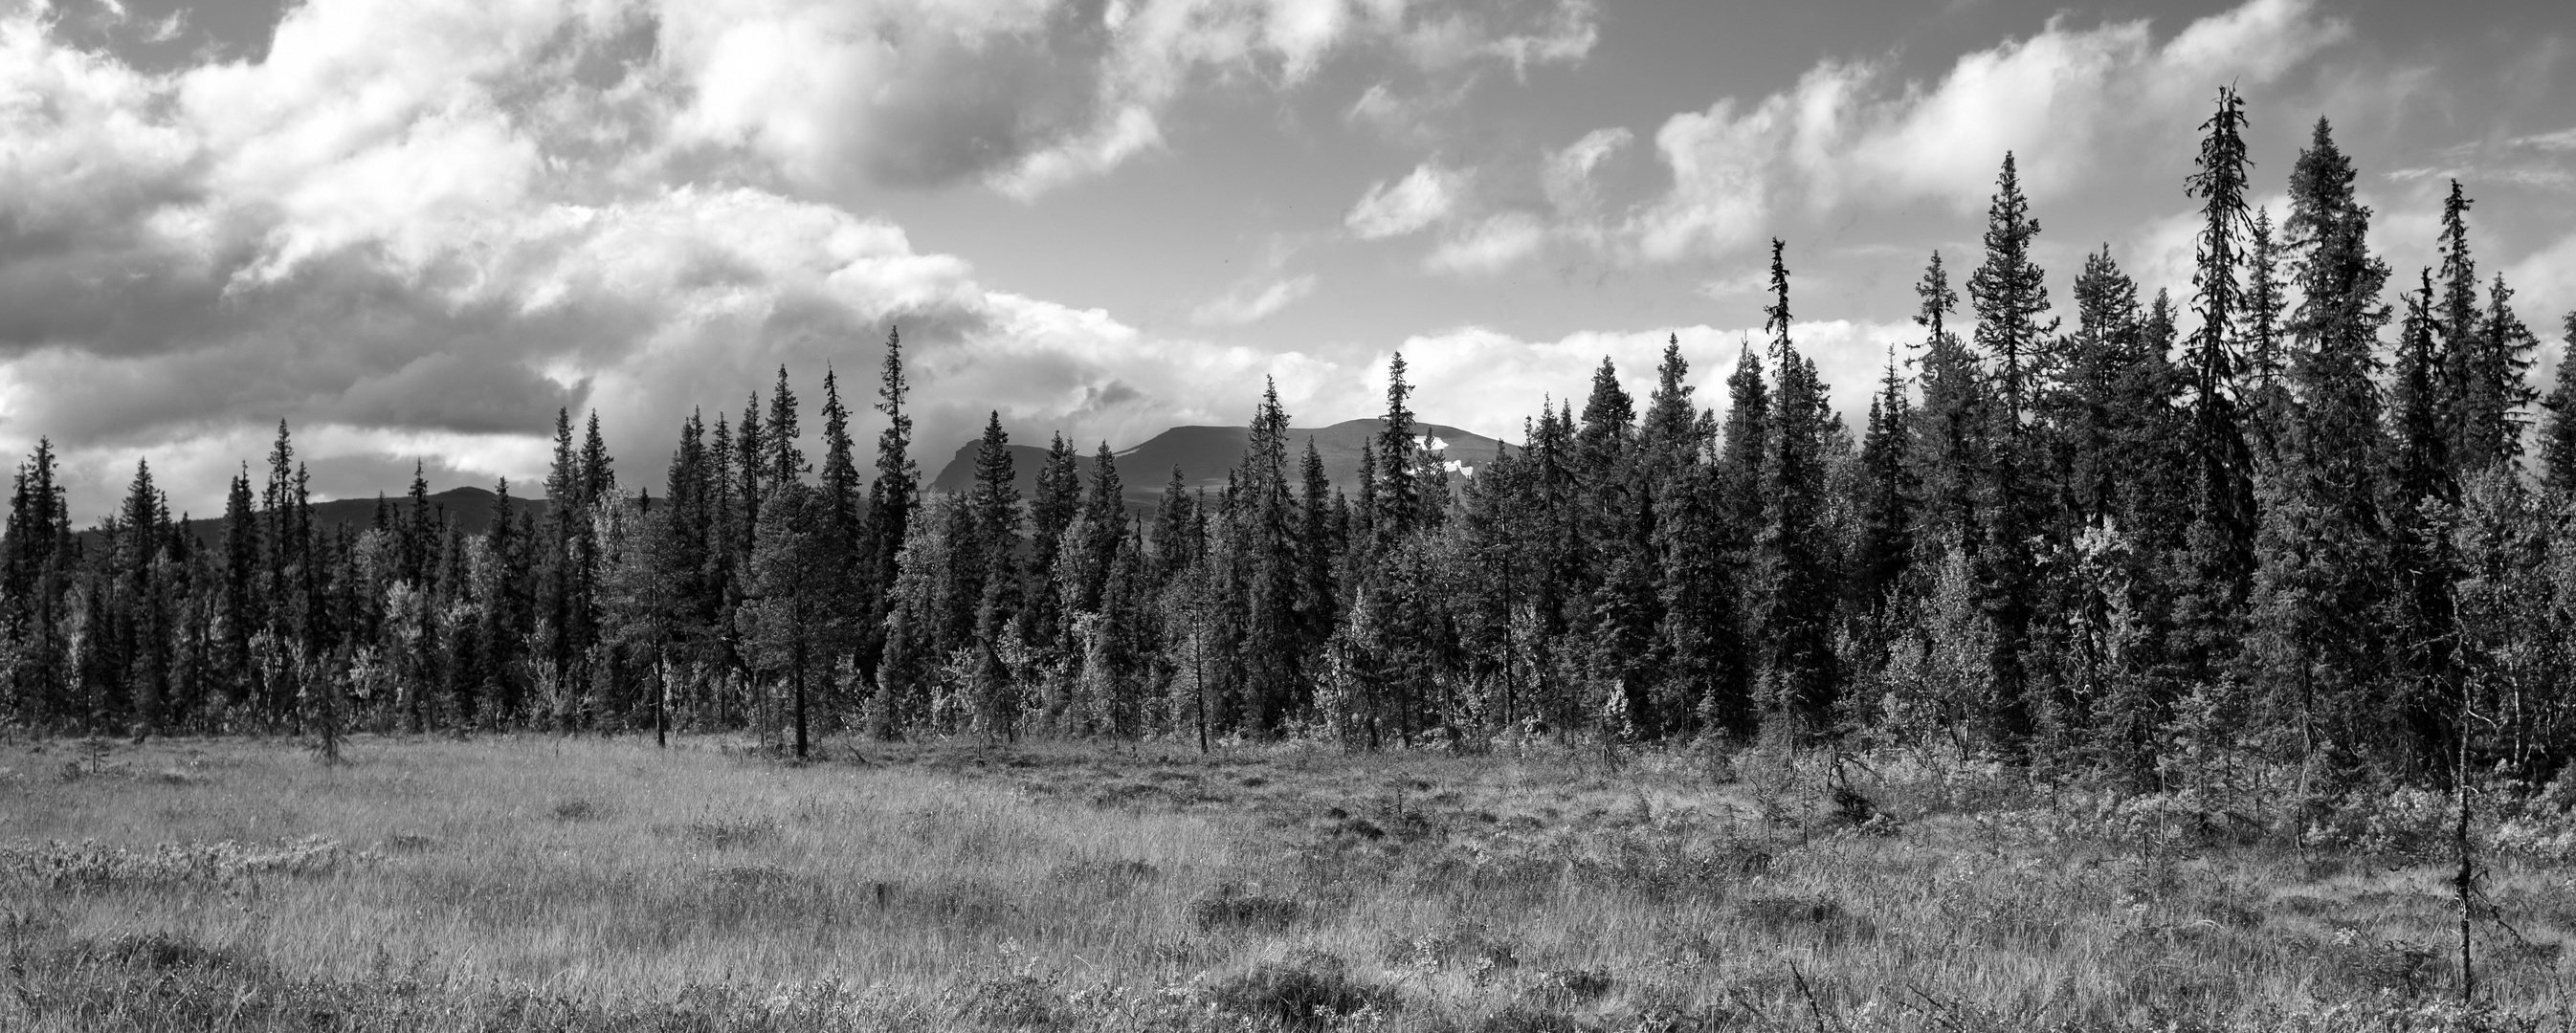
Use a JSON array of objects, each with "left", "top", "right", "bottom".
[{"left": 7, "top": 88, "right": 2576, "bottom": 801}]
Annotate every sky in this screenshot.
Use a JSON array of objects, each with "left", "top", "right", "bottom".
[{"left": 3, "top": 0, "right": 2572, "bottom": 520}]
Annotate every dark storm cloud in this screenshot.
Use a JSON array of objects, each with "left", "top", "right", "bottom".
[
  {"left": 48, "top": 0, "right": 292, "bottom": 72},
  {"left": 10, "top": 253, "right": 603, "bottom": 447}
]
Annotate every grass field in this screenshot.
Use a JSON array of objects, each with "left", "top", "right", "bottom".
[{"left": 4, "top": 734, "right": 2573, "bottom": 1031}]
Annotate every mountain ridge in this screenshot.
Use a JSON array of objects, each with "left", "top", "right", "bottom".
[{"left": 927, "top": 418, "right": 1515, "bottom": 513}]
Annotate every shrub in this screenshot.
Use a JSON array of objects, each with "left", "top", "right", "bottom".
[
  {"left": 1209, "top": 953, "right": 1388, "bottom": 1029},
  {"left": 1190, "top": 881, "right": 1300, "bottom": 933}
]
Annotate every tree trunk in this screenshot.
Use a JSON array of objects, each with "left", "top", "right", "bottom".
[{"left": 792, "top": 610, "right": 809, "bottom": 760}]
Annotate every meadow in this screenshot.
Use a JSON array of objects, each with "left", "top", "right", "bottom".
[{"left": 4, "top": 734, "right": 2574, "bottom": 1032}]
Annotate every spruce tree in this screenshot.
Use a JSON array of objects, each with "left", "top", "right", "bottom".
[
  {"left": 1909, "top": 253, "right": 1987, "bottom": 558},
  {"left": 580, "top": 411, "right": 615, "bottom": 504},
  {"left": 2388, "top": 271, "right": 2458, "bottom": 772},
  {"left": 118, "top": 459, "right": 167, "bottom": 736},
  {"left": 219, "top": 464, "right": 260, "bottom": 714},
  {"left": 967, "top": 412, "right": 1022, "bottom": 723},
  {"left": 2542, "top": 312, "right": 2576, "bottom": 498},
  {"left": 2461, "top": 275, "right": 2542, "bottom": 473},
  {"left": 1079, "top": 440, "right": 1126, "bottom": 609},
  {"left": 2244, "top": 209, "right": 2292, "bottom": 460},
  {"left": 819, "top": 368, "right": 862, "bottom": 538},
  {"left": 2436, "top": 180, "right": 2480, "bottom": 474},
  {"left": 864, "top": 327, "right": 918, "bottom": 684},
  {"left": 2183, "top": 88, "right": 2259, "bottom": 599},
  {"left": 736, "top": 389, "right": 765, "bottom": 557},
  {"left": 1152, "top": 466, "right": 1198, "bottom": 578},
  {"left": 766, "top": 367, "right": 806, "bottom": 490},
  {"left": 2254, "top": 117, "right": 2395, "bottom": 772},
  {"left": 1297, "top": 437, "right": 1339, "bottom": 653},
  {"left": 1854, "top": 349, "right": 1916, "bottom": 612},
  {"left": 1236, "top": 382, "right": 1302, "bottom": 731},
  {"left": 1376, "top": 354, "right": 1420, "bottom": 543},
  {"left": 1754, "top": 239, "right": 1836, "bottom": 730},
  {"left": 1967, "top": 157, "right": 2054, "bottom": 747},
  {"left": 1026, "top": 432, "right": 1082, "bottom": 657}
]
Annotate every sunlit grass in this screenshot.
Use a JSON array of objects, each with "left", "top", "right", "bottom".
[{"left": 3, "top": 734, "right": 2571, "bottom": 1031}]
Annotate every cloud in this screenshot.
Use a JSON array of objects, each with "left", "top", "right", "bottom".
[
  {"left": 1397, "top": 0, "right": 1597, "bottom": 76},
  {"left": 1346, "top": 162, "right": 1464, "bottom": 239},
  {"left": 2388, "top": 128, "right": 2576, "bottom": 193},
  {"left": 0, "top": 0, "right": 1410, "bottom": 518},
  {"left": 1425, "top": 211, "right": 1546, "bottom": 275},
  {"left": 1189, "top": 274, "right": 1320, "bottom": 325},
  {"left": 2508, "top": 230, "right": 2576, "bottom": 339},
  {"left": 1542, "top": 126, "right": 1630, "bottom": 215},
  {"left": 665, "top": 0, "right": 1600, "bottom": 200},
  {"left": 1628, "top": 0, "right": 2349, "bottom": 261}
]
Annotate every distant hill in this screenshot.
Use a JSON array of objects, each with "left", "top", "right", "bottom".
[
  {"left": 90, "top": 487, "right": 554, "bottom": 548},
  {"left": 929, "top": 419, "right": 1514, "bottom": 514},
  {"left": 81, "top": 418, "right": 1509, "bottom": 546}
]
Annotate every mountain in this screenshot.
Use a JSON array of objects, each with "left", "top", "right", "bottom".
[
  {"left": 928, "top": 418, "right": 1515, "bottom": 514},
  {"left": 86, "top": 487, "right": 552, "bottom": 548}
]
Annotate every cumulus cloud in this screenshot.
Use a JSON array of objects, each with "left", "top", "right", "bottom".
[
  {"left": 665, "top": 0, "right": 1598, "bottom": 200},
  {"left": 1345, "top": 163, "right": 1463, "bottom": 239},
  {"left": 1628, "top": 0, "right": 2348, "bottom": 261},
  {"left": 11, "top": 0, "right": 1544, "bottom": 517}
]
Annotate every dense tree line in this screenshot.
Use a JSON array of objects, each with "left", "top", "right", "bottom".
[{"left": 7, "top": 94, "right": 2576, "bottom": 791}]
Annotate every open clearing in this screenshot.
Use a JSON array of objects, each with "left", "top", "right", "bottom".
[{"left": 3, "top": 736, "right": 2573, "bottom": 1031}]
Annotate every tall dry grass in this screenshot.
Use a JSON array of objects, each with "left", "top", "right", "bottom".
[{"left": 3, "top": 733, "right": 2572, "bottom": 1031}]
